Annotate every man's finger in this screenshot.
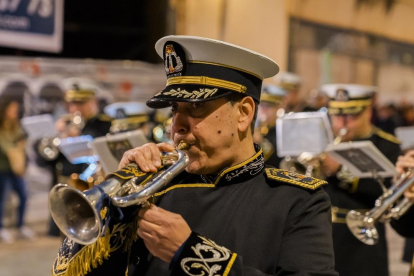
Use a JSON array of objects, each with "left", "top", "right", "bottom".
[
  {"left": 157, "top": 142, "right": 175, "bottom": 152},
  {"left": 139, "top": 205, "right": 178, "bottom": 225},
  {"left": 149, "top": 146, "right": 162, "bottom": 168},
  {"left": 138, "top": 206, "right": 165, "bottom": 225},
  {"left": 118, "top": 150, "right": 132, "bottom": 169},
  {"left": 137, "top": 227, "right": 155, "bottom": 241},
  {"left": 138, "top": 217, "right": 161, "bottom": 231}
]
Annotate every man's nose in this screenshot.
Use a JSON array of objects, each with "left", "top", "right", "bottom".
[{"left": 171, "top": 111, "right": 189, "bottom": 135}]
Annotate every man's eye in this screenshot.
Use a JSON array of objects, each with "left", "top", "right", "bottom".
[
  {"left": 192, "top": 102, "right": 203, "bottom": 109},
  {"left": 171, "top": 103, "right": 178, "bottom": 112}
]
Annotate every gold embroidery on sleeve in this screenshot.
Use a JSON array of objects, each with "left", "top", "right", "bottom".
[{"left": 180, "top": 236, "right": 232, "bottom": 276}]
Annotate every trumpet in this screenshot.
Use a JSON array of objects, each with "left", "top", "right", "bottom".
[
  {"left": 38, "top": 112, "right": 85, "bottom": 161},
  {"left": 279, "top": 153, "right": 325, "bottom": 178},
  {"left": 334, "top": 127, "right": 348, "bottom": 145},
  {"left": 279, "top": 128, "right": 348, "bottom": 178},
  {"left": 346, "top": 169, "right": 414, "bottom": 245},
  {"left": 49, "top": 141, "right": 190, "bottom": 245}
]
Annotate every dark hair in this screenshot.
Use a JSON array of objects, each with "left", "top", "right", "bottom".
[
  {"left": 0, "top": 97, "right": 20, "bottom": 132},
  {"left": 224, "top": 93, "right": 258, "bottom": 134}
]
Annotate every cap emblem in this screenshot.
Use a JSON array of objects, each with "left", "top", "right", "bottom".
[
  {"left": 115, "top": 108, "right": 127, "bottom": 119},
  {"left": 335, "top": 89, "right": 349, "bottom": 101},
  {"left": 72, "top": 83, "right": 80, "bottom": 91},
  {"left": 164, "top": 44, "right": 184, "bottom": 77}
]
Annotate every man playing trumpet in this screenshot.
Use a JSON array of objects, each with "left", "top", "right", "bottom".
[
  {"left": 320, "top": 84, "right": 401, "bottom": 276},
  {"left": 52, "top": 36, "right": 338, "bottom": 276},
  {"left": 392, "top": 151, "right": 414, "bottom": 276},
  {"left": 36, "top": 78, "right": 111, "bottom": 237}
]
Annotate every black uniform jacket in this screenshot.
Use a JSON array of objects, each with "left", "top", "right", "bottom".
[
  {"left": 324, "top": 127, "right": 401, "bottom": 276},
  {"left": 52, "top": 145, "right": 338, "bottom": 276}
]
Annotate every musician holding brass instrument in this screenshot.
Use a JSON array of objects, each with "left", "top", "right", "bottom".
[
  {"left": 35, "top": 78, "right": 111, "bottom": 237},
  {"left": 392, "top": 150, "right": 414, "bottom": 276},
  {"left": 254, "top": 84, "right": 285, "bottom": 167},
  {"left": 321, "top": 84, "right": 401, "bottom": 276},
  {"left": 51, "top": 36, "right": 338, "bottom": 276}
]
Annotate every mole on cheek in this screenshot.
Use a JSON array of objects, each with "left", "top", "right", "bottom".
[
  {"left": 218, "top": 130, "right": 221, "bottom": 134},
  {"left": 231, "top": 133, "right": 234, "bottom": 137}
]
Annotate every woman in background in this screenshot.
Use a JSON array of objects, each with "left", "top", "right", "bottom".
[{"left": 0, "top": 98, "right": 33, "bottom": 243}]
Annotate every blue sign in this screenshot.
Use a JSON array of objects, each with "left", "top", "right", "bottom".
[
  {"left": 0, "top": 0, "right": 55, "bottom": 34},
  {"left": 0, "top": 0, "right": 63, "bottom": 53}
]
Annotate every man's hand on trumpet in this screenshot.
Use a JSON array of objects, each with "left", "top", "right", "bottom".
[
  {"left": 118, "top": 142, "right": 174, "bottom": 172},
  {"left": 138, "top": 205, "right": 191, "bottom": 263},
  {"left": 119, "top": 142, "right": 192, "bottom": 263},
  {"left": 396, "top": 150, "right": 414, "bottom": 201}
]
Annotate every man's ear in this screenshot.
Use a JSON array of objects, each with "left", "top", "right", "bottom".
[{"left": 237, "top": 96, "right": 255, "bottom": 133}]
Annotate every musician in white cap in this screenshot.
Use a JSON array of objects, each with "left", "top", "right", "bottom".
[
  {"left": 47, "top": 78, "right": 112, "bottom": 183},
  {"left": 58, "top": 77, "right": 112, "bottom": 138},
  {"left": 36, "top": 78, "right": 112, "bottom": 236},
  {"left": 53, "top": 36, "right": 337, "bottom": 276},
  {"left": 321, "top": 84, "right": 401, "bottom": 276}
]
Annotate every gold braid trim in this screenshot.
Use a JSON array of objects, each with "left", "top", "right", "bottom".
[
  {"left": 223, "top": 253, "right": 238, "bottom": 276},
  {"left": 373, "top": 127, "right": 401, "bottom": 144},
  {"left": 56, "top": 229, "right": 111, "bottom": 276},
  {"left": 122, "top": 215, "right": 140, "bottom": 252},
  {"left": 54, "top": 216, "right": 139, "bottom": 276}
]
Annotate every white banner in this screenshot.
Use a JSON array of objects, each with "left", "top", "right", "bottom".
[{"left": 0, "top": 0, "right": 63, "bottom": 53}]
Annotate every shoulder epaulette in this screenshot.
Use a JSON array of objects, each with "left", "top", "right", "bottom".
[
  {"left": 265, "top": 168, "right": 327, "bottom": 190},
  {"left": 373, "top": 127, "right": 400, "bottom": 144},
  {"left": 99, "top": 114, "right": 113, "bottom": 122}
]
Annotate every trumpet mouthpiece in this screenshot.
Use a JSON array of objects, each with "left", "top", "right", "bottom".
[{"left": 176, "top": 140, "right": 190, "bottom": 150}]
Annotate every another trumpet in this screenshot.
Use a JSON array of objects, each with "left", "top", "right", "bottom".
[
  {"left": 346, "top": 170, "right": 414, "bottom": 245},
  {"left": 49, "top": 141, "right": 190, "bottom": 245},
  {"left": 38, "top": 112, "right": 85, "bottom": 160}
]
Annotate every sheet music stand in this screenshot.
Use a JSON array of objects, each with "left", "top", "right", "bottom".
[
  {"left": 276, "top": 111, "right": 334, "bottom": 157},
  {"left": 58, "top": 135, "right": 96, "bottom": 165},
  {"left": 21, "top": 114, "right": 57, "bottom": 140},
  {"left": 325, "top": 140, "right": 397, "bottom": 179},
  {"left": 91, "top": 129, "right": 149, "bottom": 173}
]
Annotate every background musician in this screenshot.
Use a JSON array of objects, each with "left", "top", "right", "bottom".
[
  {"left": 321, "top": 84, "right": 401, "bottom": 276},
  {"left": 35, "top": 78, "right": 111, "bottom": 237}
]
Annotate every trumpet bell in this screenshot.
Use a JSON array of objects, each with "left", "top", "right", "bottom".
[
  {"left": 49, "top": 145, "right": 190, "bottom": 245},
  {"left": 49, "top": 184, "right": 103, "bottom": 245},
  {"left": 346, "top": 210, "right": 379, "bottom": 245}
]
